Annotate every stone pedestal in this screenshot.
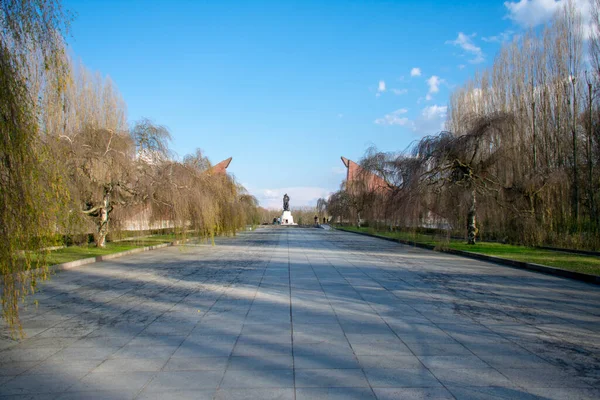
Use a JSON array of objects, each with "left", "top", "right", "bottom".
[{"left": 280, "top": 210, "right": 296, "bottom": 225}]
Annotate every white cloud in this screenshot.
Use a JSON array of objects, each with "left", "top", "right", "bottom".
[
  {"left": 446, "top": 32, "right": 485, "bottom": 64},
  {"left": 504, "top": 0, "right": 561, "bottom": 27},
  {"left": 256, "top": 187, "right": 332, "bottom": 209},
  {"left": 458, "top": 64, "right": 466, "bottom": 70},
  {"left": 427, "top": 76, "right": 442, "bottom": 94},
  {"left": 375, "top": 80, "right": 386, "bottom": 97},
  {"left": 390, "top": 88, "right": 408, "bottom": 95},
  {"left": 504, "top": 0, "right": 591, "bottom": 37},
  {"left": 422, "top": 105, "right": 448, "bottom": 120},
  {"left": 373, "top": 106, "right": 446, "bottom": 134},
  {"left": 410, "top": 67, "right": 422, "bottom": 77},
  {"left": 425, "top": 75, "right": 444, "bottom": 101},
  {"left": 374, "top": 108, "right": 409, "bottom": 126},
  {"left": 482, "top": 30, "right": 515, "bottom": 43},
  {"left": 412, "top": 105, "right": 448, "bottom": 134}
]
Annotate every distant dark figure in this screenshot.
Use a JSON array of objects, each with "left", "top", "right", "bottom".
[
  {"left": 283, "top": 193, "right": 290, "bottom": 211},
  {"left": 323, "top": 217, "right": 327, "bottom": 224},
  {"left": 314, "top": 215, "right": 318, "bottom": 225},
  {"left": 273, "top": 217, "right": 277, "bottom": 224}
]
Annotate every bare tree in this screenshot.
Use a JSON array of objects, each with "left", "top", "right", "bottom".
[
  {"left": 326, "top": 189, "right": 352, "bottom": 224},
  {"left": 415, "top": 113, "right": 516, "bottom": 244},
  {"left": 132, "top": 118, "right": 172, "bottom": 163},
  {"left": 563, "top": 0, "right": 584, "bottom": 223},
  {"left": 62, "top": 126, "right": 137, "bottom": 247},
  {"left": 316, "top": 197, "right": 328, "bottom": 222}
]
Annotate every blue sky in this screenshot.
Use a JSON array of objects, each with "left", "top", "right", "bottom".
[{"left": 63, "top": 0, "right": 584, "bottom": 208}]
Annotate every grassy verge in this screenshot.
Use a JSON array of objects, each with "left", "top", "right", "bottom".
[
  {"left": 339, "top": 226, "right": 600, "bottom": 277},
  {"left": 43, "top": 234, "right": 177, "bottom": 265}
]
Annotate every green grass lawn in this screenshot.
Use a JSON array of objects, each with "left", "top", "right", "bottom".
[
  {"left": 41, "top": 235, "right": 178, "bottom": 265},
  {"left": 45, "top": 243, "right": 142, "bottom": 265},
  {"left": 114, "top": 234, "right": 178, "bottom": 245},
  {"left": 339, "top": 226, "right": 600, "bottom": 276}
]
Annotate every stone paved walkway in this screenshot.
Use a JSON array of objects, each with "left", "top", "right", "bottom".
[{"left": 1, "top": 227, "right": 599, "bottom": 399}]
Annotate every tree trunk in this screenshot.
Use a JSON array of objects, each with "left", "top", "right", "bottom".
[
  {"left": 570, "top": 83, "right": 579, "bottom": 225},
  {"left": 532, "top": 100, "right": 537, "bottom": 171},
  {"left": 572, "top": 117, "right": 579, "bottom": 225},
  {"left": 587, "top": 82, "right": 596, "bottom": 231},
  {"left": 467, "top": 187, "right": 477, "bottom": 245},
  {"left": 95, "top": 192, "right": 111, "bottom": 247}
]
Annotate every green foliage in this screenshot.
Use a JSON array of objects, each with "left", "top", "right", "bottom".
[{"left": 1, "top": 0, "right": 71, "bottom": 337}]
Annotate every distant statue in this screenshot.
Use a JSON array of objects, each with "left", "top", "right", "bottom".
[{"left": 283, "top": 193, "right": 290, "bottom": 211}]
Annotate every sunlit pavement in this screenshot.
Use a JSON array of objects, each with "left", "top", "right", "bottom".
[{"left": 1, "top": 227, "right": 599, "bottom": 399}]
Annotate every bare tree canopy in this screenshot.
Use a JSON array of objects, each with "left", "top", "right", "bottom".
[{"left": 132, "top": 118, "right": 172, "bottom": 163}]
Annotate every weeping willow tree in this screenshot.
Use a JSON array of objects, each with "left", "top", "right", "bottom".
[
  {"left": 347, "top": 114, "right": 516, "bottom": 245},
  {"left": 144, "top": 148, "right": 257, "bottom": 244},
  {"left": 48, "top": 61, "right": 131, "bottom": 247},
  {"left": 238, "top": 192, "right": 261, "bottom": 227},
  {"left": 61, "top": 126, "right": 137, "bottom": 247},
  {"left": 1, "top": 0, "right": 71, "bottom": 336},
  {"left": 325, "top": 188, "right": 352, "bottom": 224},
  {"left": 415, "top": 113, "right": 516, "bottom": 244},
  {"left": 358, "top": 148, "right": 427, "bottom": 230}
]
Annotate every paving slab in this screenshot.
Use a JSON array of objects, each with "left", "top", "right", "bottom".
[
  {"left": 214, "top": 388, "right": 294, "bottom": 400},
  {"left": 1, "top": 226, "right": 599, "bottom": 398},
  {"left": 363, "top": 367, "right": 443, "bottom": 388},
  {"left": 296, "top": 387, "right": 376, "bottom": 399},
  {"left": 373, "top": 387, "right": 455, "bottom": 400}
]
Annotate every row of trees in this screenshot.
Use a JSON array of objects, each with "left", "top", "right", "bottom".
[
  {"left": 1, "top": 0, "right": 259, "bottom": 335},
  {"left": 325, "top": 0, "right": 600, "bottom": 249}
]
